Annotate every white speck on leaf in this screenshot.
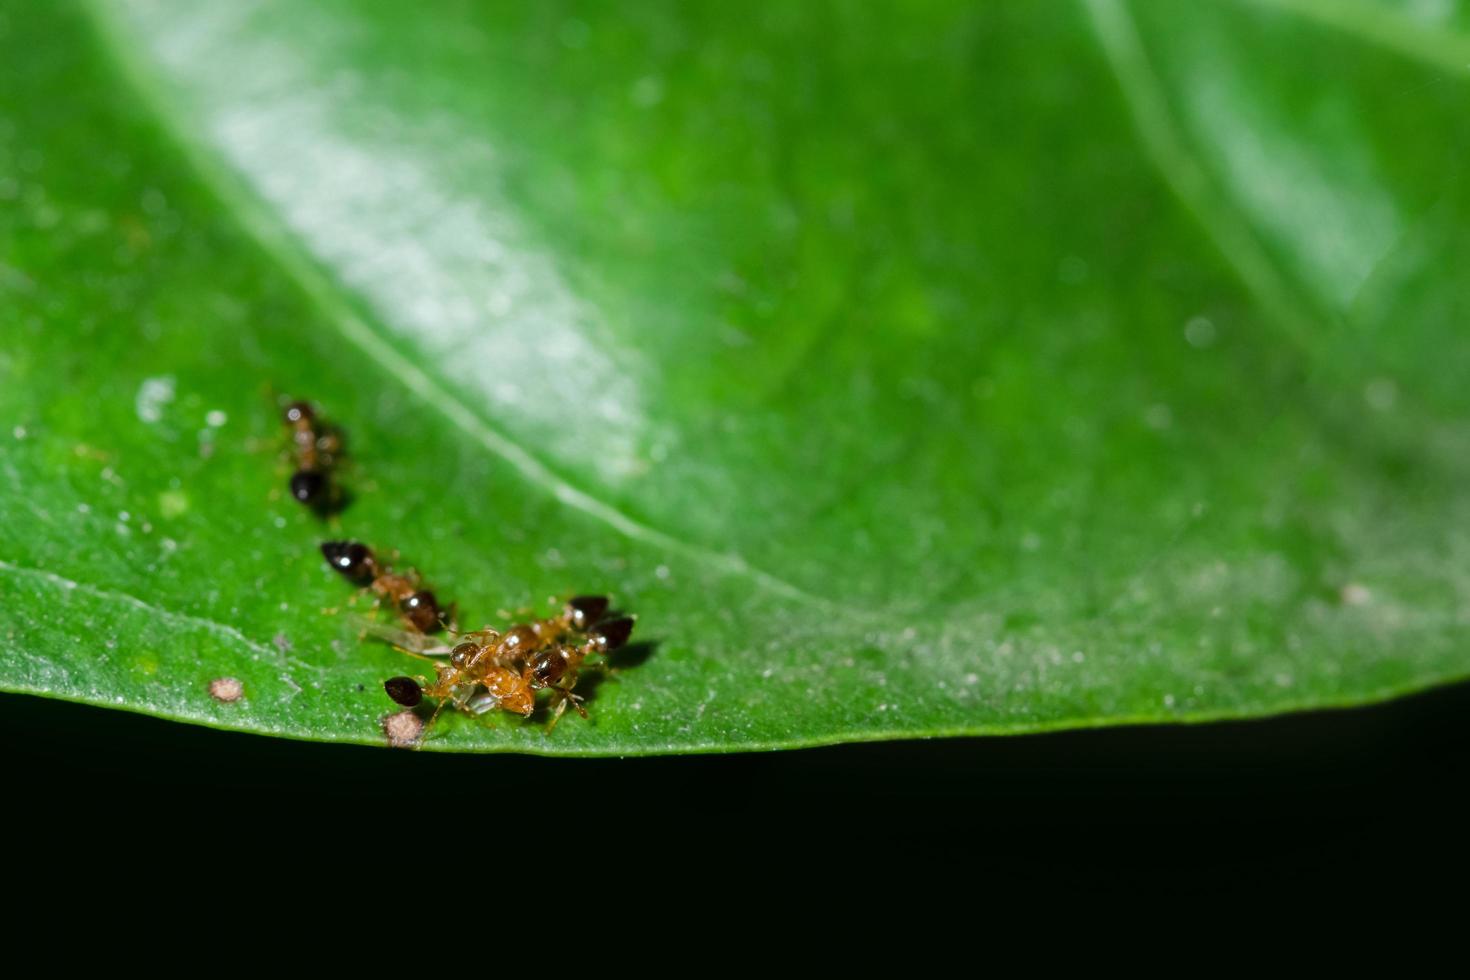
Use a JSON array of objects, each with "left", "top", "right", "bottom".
[
  {"left": 134, "top": 375, "right": 176, "bottom": 423},
  {"left": 631, "top": 75, "right": 665, "bottom": 106},
  {"left": 1145, "top": 403, "right": 1173, "bottom": 430},
  {"left": 1058, "top": 255, "right": 1088, "bottom": 283},
  {"left": 1184, "top": 316, "right": 1216, "bottom": 348},
  {"left": 1364, "top": 377, "right": 1397, "bottom": 411}
]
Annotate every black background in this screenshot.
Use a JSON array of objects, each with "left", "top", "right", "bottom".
[{"left": 8, "top": 680, "right": 1466, "bottom": 882}]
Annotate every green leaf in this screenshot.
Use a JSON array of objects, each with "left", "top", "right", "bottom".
[{"left": 3, "top": 0, "right": 1468, "bottom": 754}]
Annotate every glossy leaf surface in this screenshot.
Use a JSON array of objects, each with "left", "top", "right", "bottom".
[{"left": 1, "top": 0, "right": 1467, "bottom": 753}]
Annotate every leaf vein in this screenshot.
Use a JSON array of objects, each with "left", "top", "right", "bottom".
[
  {"left": 1239, "top": 0, "right": 1470, "bottom": 78},
  {"left": 1081, "top": 0, "right": 1319, "bottom": 347},
  {"left": 0, "top": 557, "right": 317, "bottom": 672}
]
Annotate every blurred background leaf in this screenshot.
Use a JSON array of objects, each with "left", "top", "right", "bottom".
[{"left": 1, "top": 0, "right": 1467, "bottom": 753}]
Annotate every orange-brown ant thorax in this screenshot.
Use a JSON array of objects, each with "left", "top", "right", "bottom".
[
  {"left": 369, "top": 572, "right": 417, "bottom": 602},
  {"left": 482, "top": 667, "right": 535, "bottom": 716}
]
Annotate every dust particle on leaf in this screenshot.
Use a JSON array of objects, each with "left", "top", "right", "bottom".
[
  {"left": 209, "top": 676, "right": 244, "bottom": 703},
  {"left": 383, "top": 710, "right": 424, "bottom": 748}
]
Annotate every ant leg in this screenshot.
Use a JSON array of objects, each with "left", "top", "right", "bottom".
[
  {"left": 393, "top": 646, "right": 443, "bottom": 664},
  {"left": 544, "top": 687, "right": 587, "bottom": 734},
  {"left": 545, "top": 693, "right": 570, "bottom": 734},
  {"left": 385, "top": 550, "right": 412, "bottom": 582},
  {"left": 416, "top": 697, "right": 450, "bottom": 748},
  {"left": 576, "top": 638, "right": 619, "bottom": 679},
  {"left": 349, "top": 590, "right": 382, "bottom": 621},
  {"left": 353, "top": 597, "right": 386, "bottom": 640}
]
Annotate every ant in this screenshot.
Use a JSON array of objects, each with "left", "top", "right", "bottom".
[
  {"left": 321, "top": 540, "right": 453, "bottom": 633},
  {"left": 456, "top": 594, "right": 613, "bottom": 664},
  {"left": 379, "top": 595, "right": 635, "bottom": 742},
  {"left": 282, "top": 400, "right": 343, "bottom": 512}
]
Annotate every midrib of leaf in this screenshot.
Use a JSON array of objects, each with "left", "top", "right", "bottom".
[
  {"left": 1242, "top": 0, "right": 1470, "bottom": 78},
  {"left": 80, "top": 0, "right": 841, "bottom": 616}
]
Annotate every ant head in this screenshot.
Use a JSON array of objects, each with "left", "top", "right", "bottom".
[
  {"left": 528, "top": 648, "right": 570, "bottom": 688},
  {"left": 384, "top": 676, "right": 423, "bottom": 707},
  {"left": 290, "top": 469, "right": 326, "bottom": 504},
  {"left": 566, "top": 595, "right": 610, "bottom": 631},
  {"left": 321, "top": 540, "right": 375, "bottom": 584},
  {"left": 283, "top": 401, "right": 315, "bottom": 425},
  {"left": 590, "top": 615, "right": 635, "bottom": 651},
  {"left": 450, "top": 641, "right": 478, "bottom": 669}
]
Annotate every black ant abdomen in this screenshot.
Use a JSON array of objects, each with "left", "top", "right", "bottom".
[
  {"left": 590, "top": 615, "right": 635, "bottom": 651},
  {"left": 290, "top": 469, "right": 327, "bottom": 504},
  {"left": 566, "top": 595, "right": 610, "bottom": 631},
  {"left": 384, "top": 676, "right": 423, "bottom": 707},
  {"left": 321, "top": 540, "right": 376, "bottom": 585},
  {"left": 402, "top": 590, "right": 445, "bottom": 632}
]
